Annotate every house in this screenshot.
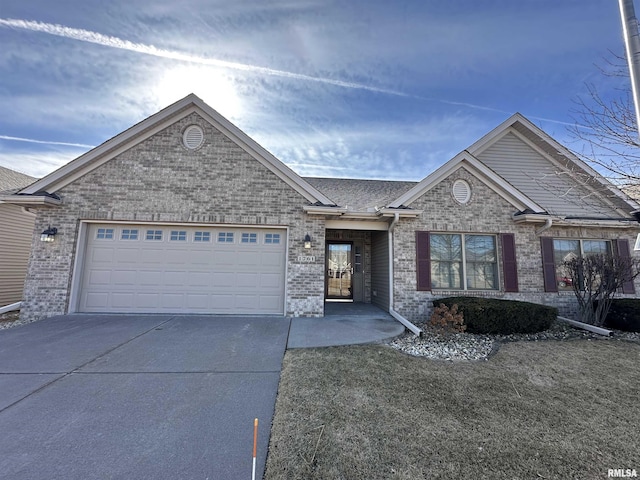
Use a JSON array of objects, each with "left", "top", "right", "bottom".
[
  {"left": 2, "top": 94, "right": 639, "bottom": 326},
  {"left": 0, "top": 166, "right": 36, "bottom": 306}
]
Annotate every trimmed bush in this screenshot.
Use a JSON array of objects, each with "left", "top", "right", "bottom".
[
  {"left": 433, "top": 297, "right": 557, "bottom": 335},
  {"left": 599, "top": 299, "right": 640, "bottom": 332}
]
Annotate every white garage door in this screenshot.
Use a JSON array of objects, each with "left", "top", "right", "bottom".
[{"left": 78, "top": 224, "right": 287, "bottom": 314}]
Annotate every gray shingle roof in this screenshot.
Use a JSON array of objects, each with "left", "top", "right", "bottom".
[
  {"left": 0, "top": 165, "right": 36, "bottom": 194},
  {"left": 304, "top": 177, "right": 417, "bottom": 211}
]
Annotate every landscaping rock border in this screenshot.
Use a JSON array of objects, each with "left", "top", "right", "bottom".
[
  {"left": 0, "top": 311, "right": 25, "bottom": 330},
  {"left": 388, "top": 321, "right": 640, "bottom": 361}
]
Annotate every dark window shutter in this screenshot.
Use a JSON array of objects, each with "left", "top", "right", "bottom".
[
  {"left": 416, "top": 231, "right": 431, "bottom": 291},
  {"left": 617, "top": 238, "right": 636, "bottom": 294},
  {"left": 501, "top": 233, "right": 518, "bottom": 292},
  {"left": 540, "top": 237, "right": 558, "bottom": 292}
]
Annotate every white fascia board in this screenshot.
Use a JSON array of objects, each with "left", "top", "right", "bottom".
[
  {"left": 303, "top": 205, "right": 348, "bottom": 215},
  {"left": 388, "top": 151, "right": 542, "bottom": 212},
  {"left": 325, "top": 219, "right": 389, "bottom": 231},
  {"left": 511, "top": 213, "right": 553, "bottom": 224},
  {"left": 553, "top": 218, "right": 640, "bottom": 229},
  {"left": 512, "top": 212, "right": 639, "bottom": 229},
  {"left": 0, "top": 194, "right": 61, "bottom": 207},
  {"left": 376, "top": 208, "right": 422, "bottom": 217}
]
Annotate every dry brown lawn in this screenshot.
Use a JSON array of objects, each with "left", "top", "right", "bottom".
[{"left": 265, "top": 340, "right": 640, "bottom": 480}]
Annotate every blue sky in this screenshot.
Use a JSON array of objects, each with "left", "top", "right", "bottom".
[{"left": 0, "top": 0, "right": 629, "bottom": 181}]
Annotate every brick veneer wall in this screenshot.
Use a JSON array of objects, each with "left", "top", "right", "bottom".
[
  {"left": 392, "top": 167, "right": 640, "bottom": 323},
  {"left": 21, "top": 113, "right": 326, "bottom": 321}
]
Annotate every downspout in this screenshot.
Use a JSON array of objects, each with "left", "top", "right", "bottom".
[
  {"left": 535, "top": 217, "right": 553, "bottom": 236},
  {"left": 387, "top": 212, "right": 423, "bottom": 336}
]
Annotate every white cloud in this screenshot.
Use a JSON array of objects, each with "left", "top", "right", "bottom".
[
  {"left": 0, "top": 150, "right": 77, "bottom": 178},
  {"left": 0, "top": 18, "right": 407, "bottom": 96}
]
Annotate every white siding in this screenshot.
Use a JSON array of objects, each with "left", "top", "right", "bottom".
[
  {"left": 0, "top": 204, "right": 35, "bottom": 305},
  {"left": 477, "top": 132, "right": 622, "bottom": 217}
]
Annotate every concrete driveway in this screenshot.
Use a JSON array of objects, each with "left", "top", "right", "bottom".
[{"left": 0, "top": 314, "right": 291, "bottom": 480}]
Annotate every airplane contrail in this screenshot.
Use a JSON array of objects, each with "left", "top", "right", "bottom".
[
  {"left": 0, "top": 18, "right": 407, "bottom": 97},
  {"left": 0, "top": 18, "right": 579, "bottom": 129},
  {"left": 0, "top": 134, "right": 93, "bottom": 148}
]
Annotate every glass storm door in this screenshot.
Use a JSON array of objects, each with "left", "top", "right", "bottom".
[{"left": 326, "top": 242, "right": 353, "bottom": 300}]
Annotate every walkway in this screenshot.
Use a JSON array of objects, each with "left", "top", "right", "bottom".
[{"left": 287, "top": 302, "right": 406, "bottom": 348}]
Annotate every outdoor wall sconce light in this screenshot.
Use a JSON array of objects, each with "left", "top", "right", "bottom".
[
  {"left": 304, "top": 234, "right": 312, "bottom": 249},
  {"left": 40, "top": 226, "right": 58, "bottom": 242}
]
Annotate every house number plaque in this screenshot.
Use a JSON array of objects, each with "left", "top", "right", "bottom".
[{"left": 297, "top": 255, "right": 315, "bottom": 263}]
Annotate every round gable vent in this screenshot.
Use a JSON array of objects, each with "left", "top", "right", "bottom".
[
  {"left": 452, "top": 179, "right": 471, "bottom": 204},
  {"left": 183, "top": 125, "right": 204, "bottom": 150}
]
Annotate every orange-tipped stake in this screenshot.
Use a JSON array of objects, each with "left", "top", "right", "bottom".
[{"left": 252, "top": 418, "right": 258, "bottom": 480}]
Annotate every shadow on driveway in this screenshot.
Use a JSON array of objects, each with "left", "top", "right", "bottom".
[{"left": 0, "top": 314, "right": 290, "bottom": 480}]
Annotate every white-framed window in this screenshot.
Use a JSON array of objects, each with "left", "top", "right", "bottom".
[
  {"left": 96, "top": 228, "right": 114, "bottom": 240},
  {"left": 430, "top": 233, "right": 498, "bottom": 290},
  {"left": 146, "top": 230, "right": 163, "bottom": 241},
  {"left": 218, "top": 232, "right": 234, "bottom": 243},
  {"left": 194, "top": 231, "right": 210, "bottom": 242},
  {"left": 121, "top": 229, "right": 138, "bottom": 240},
  {"left": 552, "top": 239, "right": 611, "bottom": 290},
  {"left": 265, "top": 233, "right": 281, "bottom": 244},
  {"left": 170, "top": 230, "right": 187, "bottom": 241},
  {"left": 241, "top": 232, "right": 257, "bottom": 244}
]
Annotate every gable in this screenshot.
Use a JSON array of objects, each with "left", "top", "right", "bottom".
[
  {"left": 58, "top": 112, "right": 317, "bottom": 215},
  {"left": 18, "top": 94, "right": 334, "bottom": 206},
  {"left": 475, "top": 129, "right": 627, "bottom": 218},
  {"left": 406, "top": 165, "right": 528, "bottom": 222},
  {"left": 389, "top": 151, "right": 542, "bottom": 212}
]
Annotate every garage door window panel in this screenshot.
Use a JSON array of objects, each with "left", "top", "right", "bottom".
[
  {"left": 194, "top": 231, "right": 210, "bottom": 242},
  {"left": 218, "top": 232, "right": 234, "bottom": 243},
  {"left": 96, "top": 228, "right": 114, "bottom": 240},
  {"left": 170, "top": 230, "right": 187, "bottom": 241},
  {"left": 265, "top": 233, "right": 281, "bottom": 244},
  {"left": 121, "top": 229, "right": 139, "bottom": 240},
  {"left": 242, "top": 232, "right": 258, "bottom": 243},
  {"left": 146, "top": 230, "right": 163, "bottom": 241}
]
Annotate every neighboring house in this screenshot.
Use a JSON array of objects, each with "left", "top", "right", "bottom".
[
  {"left": 0, "top": 166, "right": 36, "bottom": 306},
  {"left": 2, "top": 94, "right": 639, "bottom": 325}
]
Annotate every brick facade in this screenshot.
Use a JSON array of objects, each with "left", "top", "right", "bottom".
[
  {"left": 21, "top": 113, "right": 326, "bottom": 321},
  {"left": 391, "top": 167, "right": 640, "bottom": 323},
  {"left": 17, "top": 103, "right": 640, "bottom": 326}
]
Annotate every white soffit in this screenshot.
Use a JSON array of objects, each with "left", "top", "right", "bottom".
[{"left": 325, "top": 220, "right": 389, "bottom": 231}]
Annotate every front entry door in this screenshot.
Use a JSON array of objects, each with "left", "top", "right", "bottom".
[{"left": 326, "top": 242, "right": 353, "bottom": 300}]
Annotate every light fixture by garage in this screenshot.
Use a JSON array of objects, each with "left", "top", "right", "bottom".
[{"left": 40, "top": 226, "right": 58, "bottom": 242}]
